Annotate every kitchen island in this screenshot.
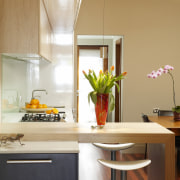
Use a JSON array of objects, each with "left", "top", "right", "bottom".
[
  {"left": 0, "top": 122, "right": 175, "bottom": 180},
  {"left": 0, "top": 141, "right": 79, "bottom": 180}
]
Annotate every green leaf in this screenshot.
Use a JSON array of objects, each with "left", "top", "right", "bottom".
[
  {"left": 172, "top": 106, "right": 180, "bottom": 113},
  {"left": 109, "top": 93, "right": 115, "bottom": 113},
  {"left": 104, "top": 79, "right": 116, "bottom": 93},
  {"left": 88, "top": 92, "right": 91, "bottom": 104},
  {"left": 93, "top": 71, "right": 97, "bottom": 81},
  {"left": 114, "top": 82, "right": 120, "bottom": 92},
  {"left": 99, "top": 79, "right": 109, "bottom": 93},
  {"left": 115, "top": 74, "right": 125, "bottom": 81},
  {"left": 88, "top": 74, "right": 97, "bottom": 90},
  {"left": 89, "top": 91, "right": 97, "bottom": 104}
]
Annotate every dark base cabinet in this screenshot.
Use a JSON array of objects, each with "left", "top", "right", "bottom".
[{"left": 0, "top": 153, "right": 78, "bottom": 180}]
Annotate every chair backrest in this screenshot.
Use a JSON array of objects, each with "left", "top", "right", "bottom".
[
  {"left": 158, "top": 110, "right": 173, "bottom": 116},
  {"left": 141, "top": 114, "right": 150, "bottom": 122}
]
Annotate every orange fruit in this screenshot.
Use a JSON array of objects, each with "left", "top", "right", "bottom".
[
  {"left": 46, "top": 110, "right": 52, "bottom": 114},
  {"left": 26, "top": 104, "right": 31, "bottom": 108},
  {"left": 52, "top": 108, "right": 58, "bottom": 114},
  {"left": 30, "top": 104, "right": 38, "bottom": 109},
  {"left": 37, "top": 104, "right": 43, "bottom": 109},
  {"left": 42, "top": 104, "right": 47, "bottom": 108},
  {"left": 30, "top": 99, "right": 40, "bottom": 105}
]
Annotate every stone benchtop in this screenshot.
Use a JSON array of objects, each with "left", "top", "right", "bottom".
[{"left": 0, "top": 141, "right": 79, "bottom": 154}]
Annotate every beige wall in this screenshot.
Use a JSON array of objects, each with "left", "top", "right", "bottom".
[{"left": 74, "top": 0, "right": 180, "bottom": 122}]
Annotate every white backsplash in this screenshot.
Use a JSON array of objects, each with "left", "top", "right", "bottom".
[{"left": 1, "top": 53, "right": 73, "bottom": 122}]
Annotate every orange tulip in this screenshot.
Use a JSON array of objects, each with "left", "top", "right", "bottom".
[
  {"left": 82, "top": 70, "right": 86, "bottom": 75},
  {"left": 122, "top": 72, "right": 127, "bottom": 76},
  {"left": 99, "top": 70, "right": 103, "bottom": 74},
  {"left": 110, "top": 65, "right": 115, "bottom": 71}
]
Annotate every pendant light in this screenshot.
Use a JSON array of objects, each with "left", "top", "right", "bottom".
[{"left": 100, "top": 0, "right": 108, "bottom": 59}]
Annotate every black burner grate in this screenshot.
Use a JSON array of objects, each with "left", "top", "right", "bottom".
[{"left": 21, "top": 112, "right": 65, "bottom": 122}]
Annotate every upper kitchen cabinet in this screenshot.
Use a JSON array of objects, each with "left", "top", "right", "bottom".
[
  {"left": 0, "top": 0, "right": 53, "bottom": 62},
  {"left": 39, "top": 0, "right": 52, "bottom": 61}
]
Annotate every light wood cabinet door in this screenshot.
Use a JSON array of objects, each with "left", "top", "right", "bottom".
[
  {"left": 0, "top": 0, "right": 39, "bottom": 54},
  {"left": 0, "top": 0, "right": 53, "bottom": 62},
  {"left": 39, "top": 0, "right": 53, "bottom": 62}
]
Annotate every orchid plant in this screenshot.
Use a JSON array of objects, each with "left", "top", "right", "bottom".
[
  {"left": 147, "top": 65, "right": 180, "bottom": 113},
  {"left": 83, "top": 66, "right": 127, "bottom": 112}
]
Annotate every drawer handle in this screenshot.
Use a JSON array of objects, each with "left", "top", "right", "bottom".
[{"left": 7, "top": 160, "right": 52, "bottom": 164}]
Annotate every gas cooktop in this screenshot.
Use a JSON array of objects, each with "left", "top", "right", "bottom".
[{"left": 21, "top": 112, "right": 66, "bottom": 122}]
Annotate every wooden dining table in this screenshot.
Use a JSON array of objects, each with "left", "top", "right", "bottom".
[
  {"left": 148, "top": 115, "right": 180, "bottom": 135},
  {"left": 148, "top": 115, "right": 180, "bottom": 179}
]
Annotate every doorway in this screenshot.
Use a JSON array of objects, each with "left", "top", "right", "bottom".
[{"left": 75, "top": 35, "right": 123, "bottom": 123}]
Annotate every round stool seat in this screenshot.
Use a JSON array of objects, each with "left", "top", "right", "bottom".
[
  {"left": 93, "top": 143, "right": 135, "bottom": 151},
  {"left": 98, "top": 159, "right": 151, "bottom": 171}
]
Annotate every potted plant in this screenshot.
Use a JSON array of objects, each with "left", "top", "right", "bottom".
[
  {"left": 147, "top": 65, "right": 180, "bottom": 120},
  {"left": 83, "top": 66, "right": 127, "bottom": 126}
]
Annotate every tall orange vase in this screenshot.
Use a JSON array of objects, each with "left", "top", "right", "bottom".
[{"left": 95, "top": 93, "right": 109, "bottom": 126}]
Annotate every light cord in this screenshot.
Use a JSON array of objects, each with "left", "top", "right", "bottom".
[{"left": 102, "top": 0, "right": 105, "bottom": 46}]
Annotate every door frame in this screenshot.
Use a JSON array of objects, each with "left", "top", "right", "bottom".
[{"left": 115, "top": 38, "right": 122, "bottom": 122}]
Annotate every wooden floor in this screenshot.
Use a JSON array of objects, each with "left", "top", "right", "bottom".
[{"left": 79, "top": 143, "right": 180, "bottom": 180}]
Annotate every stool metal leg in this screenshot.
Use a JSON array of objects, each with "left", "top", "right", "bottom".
[
  {"left": 111, "top": 151, "right": 116, "bottom": 180},
  {"left": 121, "top": 171, "right": 127, "bottom": 180}
]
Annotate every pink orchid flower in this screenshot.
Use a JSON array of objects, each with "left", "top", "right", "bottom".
[
  {"left": 156, "top": 71, "right": 162, "bottom": 76},
  {"left": 163, "top": 69, "right": 168, "bottom": 74},
  {"left": 147, "top": 65, "right": 174, "bottom": 79},
  {"left": 147, "top": 65, "right": 176, "bottom": 108},
  {"left": 147, "top": 74, "right": 153, "bottom": 78},
  {"left": 158, "top": 68, "right": 164, "bottom": 73},
  {"left": 152, "top": 73, "right": 157, "bottom": 79}
]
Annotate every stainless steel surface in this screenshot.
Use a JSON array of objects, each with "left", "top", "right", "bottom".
[
  {"left": 7, "top": 160, "right": 52, "bottom": 164},
  {"left": 32, "top": 89, "right": 48, "bottom": 99},
  {"left": 49, "top": 106, "right": 65, "bottom": 108}
]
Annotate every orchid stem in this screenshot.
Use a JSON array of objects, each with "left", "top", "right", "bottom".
[{"left": 168, "top": 71, "right": 176, "bottom": 108}]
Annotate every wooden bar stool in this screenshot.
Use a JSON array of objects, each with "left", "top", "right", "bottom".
[
  {"left": 93, "top": 143, "right": 134, "bottom": 180},
  {"left": 98, "top": 159, "right": 151, "bottom": 180}
]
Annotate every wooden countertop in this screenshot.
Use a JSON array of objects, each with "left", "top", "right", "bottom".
[
  {"left": 0, "top": 122, "right": 174, "bottom": 142},
  {"left": 0, "top": 141, "right": 79, "bottom": 154}
]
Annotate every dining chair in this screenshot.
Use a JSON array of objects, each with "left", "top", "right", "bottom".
[
  {"left": 98, "top": 159, "right": 151, "bottom": 180},
  {"left": 142, "top": 114, "right": 150, "bottom": 123},
  {"left": 93, "top": 143, "right": 135, "bottom": 180},
  {"left": 158, "top": 110, "right": 173, "bottom": 116},
  {"left": 141, "top": 114, "right": 150, "bottom": 159}
]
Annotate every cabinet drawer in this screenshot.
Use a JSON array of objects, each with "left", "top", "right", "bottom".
[{"left": 0, "top": 153, "right": 78, "bottom": 180}]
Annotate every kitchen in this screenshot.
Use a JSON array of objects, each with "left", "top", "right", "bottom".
[
  {"left": 0, "top": 0, "right": 75, "bottom": 123},
  {"left": 0, "top": 0, "right": 180, "bottom": 179}
]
